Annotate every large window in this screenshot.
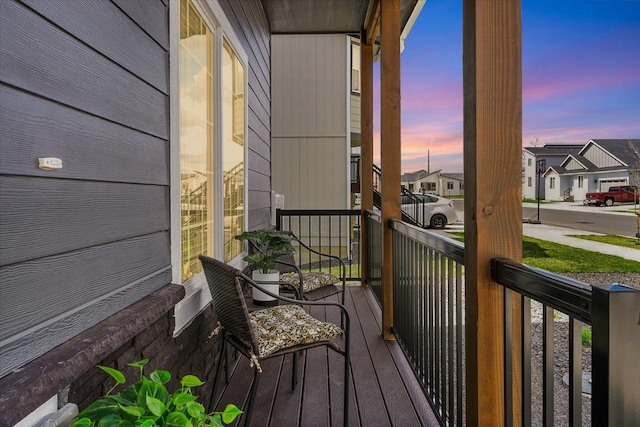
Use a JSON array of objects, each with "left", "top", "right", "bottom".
[
  {"left": 173, "top": 0, "right": 248, "bottom": 330},
  {"left": 179, "top": 0, "right": 214, "bottom": 282},
  {"left": 222, "top": 40, "right": 245, "bottom": 261}
]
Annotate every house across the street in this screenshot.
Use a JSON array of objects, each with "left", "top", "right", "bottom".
[{"left": 523, "top": 139, "right": 640, "bottom": 202}]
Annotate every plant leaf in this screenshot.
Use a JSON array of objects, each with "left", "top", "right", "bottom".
[
  {"left": 136, "top": 420, "right": 156, "bottom": 427},
  {"left": 98, "top": 366, "right": 126, "bottom": 385},
  {"left": 220, "top": 404, "right": 243, "bottom": 424},
  {"left": 145, "top": 395, "right": 166, "bottom": 417},
  {"left": 180, "top": 375, "right": 205, "bottom": 388},
  {"left": 118, "top": 404, "right": 145, "bottom": 417},
  {"left": 76, "top": 398, "right": 120, "bottom": 419},
  {"left": 185, "top": 401, "right": 205, "bottom": 418},
  {"left": 164, "top": 412, "right": 191, "bottom": 427},
  {"left": 171, "top": 392, "right": 198, "bottom": 407},
  {"left": 70, "top": 418, "right": 94, "bottom": 427},
  {"left": 127, "top": 359, "right": 149, "bottom": 369},
  {"left": 137, "top": 379, "right": 169, "bottom": 407},
  {"left": 150, "top": 369, "right": 171, "bottom": 385},
  {"left": 96, "top": 414, "right": 125, "bottom": 427}
]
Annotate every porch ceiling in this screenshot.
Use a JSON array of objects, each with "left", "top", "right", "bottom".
[{"left": 261, "top": 0, "right": 421, "bottom": 36}]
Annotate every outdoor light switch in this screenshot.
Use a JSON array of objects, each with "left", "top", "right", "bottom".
[{"left": 38, "top": 157, "right": 63, "bottom": 170}]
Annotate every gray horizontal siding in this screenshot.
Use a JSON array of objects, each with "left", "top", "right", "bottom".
[
  {"left": 0, "top": 0, "right": 171, "bottom": 378},
  {"left": 112, "top": 0, "right": 169, "bottom": 49},
  {"left": 0, "top": 86, "right": 169, "bottom": 185},
  {"left": 0, "top": 177, "right": 169, "bottom": 266},
  {"left": 21, "top": 0, "right": 168, "bottom": 93},
  {"left": 0, "top": 0, "right": 168, "bottom": 139},
  {"left": 0, "top": 232, "right": 171, "bottom": 343},
  {"left": 0, "top": 267, "right": 172, "bottom": 378}
]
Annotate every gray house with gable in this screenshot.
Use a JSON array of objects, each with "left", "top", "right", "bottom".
[{"left": 542, "top": 139, "right": 640, "bottom": 202}]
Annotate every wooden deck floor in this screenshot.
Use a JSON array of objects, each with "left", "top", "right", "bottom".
[{"left": 210, "top": 285, "right": 441, "bottom": 427}]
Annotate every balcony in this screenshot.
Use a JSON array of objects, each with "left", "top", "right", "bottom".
[
  {"left": 210, "top": 284, "right": 440, "bottom": 426},
  {"left": 259, "top": 208, "right": 640, "bottom": 426}
]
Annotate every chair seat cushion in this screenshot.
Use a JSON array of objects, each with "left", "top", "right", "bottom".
[
  {"left": 280, "top": 271, "right": 339, "bottom": 293},
  {"left": 249, "top": 305, "right": 343, "bottom": 358}
]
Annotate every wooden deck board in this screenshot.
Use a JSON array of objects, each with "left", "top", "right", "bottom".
[{"left": 211, "top": 285, "right": 440, "bottom": 426}]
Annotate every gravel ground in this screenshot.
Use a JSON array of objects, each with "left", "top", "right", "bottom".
[{"left": 529, "top": 272, "right": 639, "bottom": 426}]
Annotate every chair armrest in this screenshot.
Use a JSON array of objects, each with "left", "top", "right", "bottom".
[{"left": 288, "top": 233, "right": 347, "bottom": 281}]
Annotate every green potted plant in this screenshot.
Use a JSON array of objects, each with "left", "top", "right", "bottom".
[
  {"left": 71, "top": 359, "right": 241, "bottom": 426},
  {"left": 235, "top": 230, "right": 294, "bottom": 305}
]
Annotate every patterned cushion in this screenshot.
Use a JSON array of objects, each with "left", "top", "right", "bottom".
[
  {"left": 249, "top": 305, "right": 343, "bottom": 358},
  {"left": 280, "top": 271, "right": 339, "bottom": 293}
]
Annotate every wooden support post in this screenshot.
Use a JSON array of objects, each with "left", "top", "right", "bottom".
[
  {"left": 360, "top": 30, "right": 374, "bottom": 287},
  {"left": 463, "top": 0, "right": 523, "bottom": 425},
  {"left": 380, "top": 0, "right": 401, "bottom": 340}
]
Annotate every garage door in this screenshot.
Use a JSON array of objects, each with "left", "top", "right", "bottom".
[{"left": 599, "top": 179, "right": 628, "bottom": 192}]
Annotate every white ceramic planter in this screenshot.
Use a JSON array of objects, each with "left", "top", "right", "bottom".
[{"left": 252, "top": 270, "right": 279, "bottom": 306}]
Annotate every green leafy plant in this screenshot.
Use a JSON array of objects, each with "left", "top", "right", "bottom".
[
  {"left": 235, "top": 230, "right": 294, "bottom": 273},
  {"left": 582, "top": 326, "right": 592, "bottom": 346},
  {"left": 71, "top": 359, "right": 241, "bottom": 427}
]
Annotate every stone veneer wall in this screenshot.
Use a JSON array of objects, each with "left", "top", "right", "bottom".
[{"left": 0, "top": 285, "right": 221, "bottom": 426}]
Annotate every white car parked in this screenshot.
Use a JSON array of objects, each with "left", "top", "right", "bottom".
[{"left": 401, "top": 193, "right": 458, "bottom": 229}]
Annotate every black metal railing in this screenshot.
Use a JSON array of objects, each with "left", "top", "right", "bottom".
[
  {"left": 365, "top": 210, "right": 382, "bottom": 302},
  {"left": 275, "top": 209, "right": 362, "bottom": 280},
  {"left": 391, "top": 219, "right": 466, "bottom": 426},
  {"left": 493, "top": 258, "right": 640, "bottom": 426},
  {"left": 278, "top": 206, "right": 640, "bottom": 426}
]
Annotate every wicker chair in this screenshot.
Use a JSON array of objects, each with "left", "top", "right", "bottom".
[
  {"left": 198, "top": 255, "right": 350, "bottom": 427},
  {"left": 246, "top": 230, "right": 347, "bottom": 305}
]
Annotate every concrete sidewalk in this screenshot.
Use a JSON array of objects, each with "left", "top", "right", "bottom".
[{"left": 522, "top": 223, "right": 640, "bottom": 262}]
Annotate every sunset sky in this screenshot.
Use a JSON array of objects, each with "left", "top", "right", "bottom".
[{"left": 373, "top": 0, "right": 640, "bottom": 173}]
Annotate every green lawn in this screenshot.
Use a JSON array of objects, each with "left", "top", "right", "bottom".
[
  {"left": 448, "top": 231, "right": 640, "bottom": 273},
  {"left": 567, "top": 234, "right": 640, "bottom": 250}
]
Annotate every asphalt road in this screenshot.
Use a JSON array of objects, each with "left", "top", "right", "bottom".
[
  {"left": 522, "top": 206, "right": 638, "bottom": 237},
  {"left": 451, "top": 199, "right": 638, "bottom": 237}
]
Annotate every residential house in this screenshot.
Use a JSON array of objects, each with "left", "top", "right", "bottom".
[
  {"left": 440, "top": 172, "right": 464, "bottom": 197},
  {"left": 541, "top": 139, "right": 639, "bottom": 201},
  {"left": 401, "top": 169, "right": 464, "bottom": 197},
  {"left": 0, "top": 0, "right": 426, "bottom": 423},
  {"left": 3, "top": 1, "right": 635, "bottom": 425},
  {"left": 522, "top": 143, "right": 582, "bottom": 200}
]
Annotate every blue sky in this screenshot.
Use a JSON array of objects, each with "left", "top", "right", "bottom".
[{"left": 373, "top": 0, "right": 640, "bottom": 173}]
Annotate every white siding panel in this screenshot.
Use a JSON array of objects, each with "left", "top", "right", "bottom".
[{"left": 350, "top": 94, "right": 361, "bottom": 134}]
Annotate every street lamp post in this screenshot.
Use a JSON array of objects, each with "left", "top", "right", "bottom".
[{"left": 531, "top": 159, "right": 546, "bottom": 224}]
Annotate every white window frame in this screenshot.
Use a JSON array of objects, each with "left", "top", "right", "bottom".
[
  {"left": 351, "top": 43, "right": 361, "bottom": 93},
  {"left": 170, "top": 0, "right": 249, "bottom": 334},
  {"left": 527, "top": 176, "right": 532, "bottom": 187},
  {"left": 578, "top": 175, "right": 584, "bottom": 188}
]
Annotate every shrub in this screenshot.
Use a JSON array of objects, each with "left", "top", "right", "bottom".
[{"left": 71, "top": 359, "right": 241, "bottom": 426}]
